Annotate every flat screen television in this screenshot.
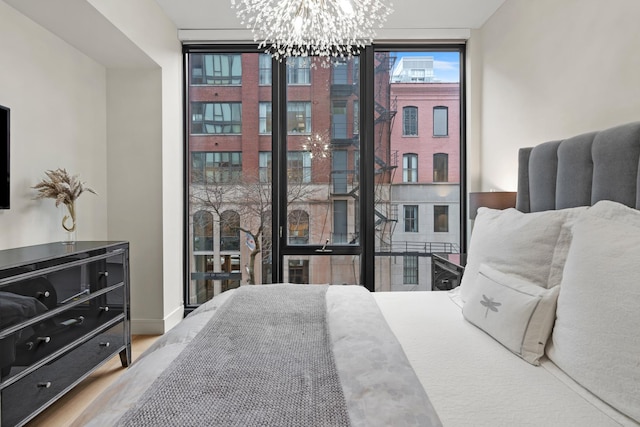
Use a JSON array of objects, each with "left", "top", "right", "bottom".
[{"left": 0, "top": 104, "right": 9, "bottom": 209}]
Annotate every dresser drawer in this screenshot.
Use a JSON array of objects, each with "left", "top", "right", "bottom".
[
  {"left": 0, "top": 251, "right": 125, "bottom": 310},
  {"left": 1, "top": 321, "right": 125, "bottom": 427},
  {"left": 0, "top": 285, "right": 125, "bottom": 381}
]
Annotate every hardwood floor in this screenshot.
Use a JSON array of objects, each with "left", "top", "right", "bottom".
[{"left": 25, "top": 335, "right": 161, "bottom": 427}]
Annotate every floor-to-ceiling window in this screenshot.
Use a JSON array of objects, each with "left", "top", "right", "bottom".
[
  {"left": 184, "top": 45, "right": 465, "bottom": 307},
  {"left": 372, "top": 47, "right": 465, "bottom": 292}
]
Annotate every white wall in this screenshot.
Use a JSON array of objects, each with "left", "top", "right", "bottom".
[
  {"left": 0, "top": 0, "right": 183, "bottom": 334},
  {"left": 470, "top": 0, "right": 640, "bottom": 192},
  {"left": 0, "top": 1, "right": 108, "bottom": 247},
  {"left": 89, "top": 0, "right": 185, "bottom": 333},
  {"left": 106, "top": 69, "right": 166, "bottom": 333}
]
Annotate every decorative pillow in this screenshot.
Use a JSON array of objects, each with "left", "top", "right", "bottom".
[
  {"left": 462, "top": 264, "right": 559, "bottom": 365},
  {"left": 459, "top": 206, "right": 586, "bottom": 303},
  {"left": 546, "top": 200, "right": 640, "bottom": 423}
]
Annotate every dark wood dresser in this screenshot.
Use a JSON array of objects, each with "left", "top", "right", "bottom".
[{"left": 0, "top": 241, "right": 130, "bottom": 426}]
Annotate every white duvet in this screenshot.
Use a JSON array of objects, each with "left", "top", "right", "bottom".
[{"left": 374, "top": 290, "right": 639, "bottom": 427}]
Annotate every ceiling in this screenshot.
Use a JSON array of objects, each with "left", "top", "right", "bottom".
[
  {"left": 154, "top": 0, "right": 507, "bottom": 33},
  {"left": 4, "top": 0, "right": 507, "bottom": 69}
]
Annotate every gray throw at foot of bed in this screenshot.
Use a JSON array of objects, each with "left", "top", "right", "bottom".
[{"left": 117, "top": 284, "right": 351, "bottom": 426}]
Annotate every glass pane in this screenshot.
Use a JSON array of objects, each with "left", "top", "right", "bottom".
[
  {"left": 286, "top": 56, "right": 360, "bottom": 247},
  {"left": 283, "top": 255, "right": 361, "bottom": 285},
  {"left": 374, "top": 50, "right": 462, "bottom": 291},
  {"left": 187, "top": 52, "right": 273, "bottom": 305}
]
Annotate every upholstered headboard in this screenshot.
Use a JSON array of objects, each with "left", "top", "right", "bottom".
[{"left": 516, "top": 121, "right": 640, "bottom": 213}]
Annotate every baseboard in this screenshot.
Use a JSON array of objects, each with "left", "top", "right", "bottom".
[{"left": 131, "top": 304, "right": 184, "bottom": 335}]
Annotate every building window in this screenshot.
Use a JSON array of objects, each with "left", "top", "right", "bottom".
[
  {"left": 259, "top": 54, "right": 271, "bottom": 85},
  {"left": 287, "top": 57, "right": 311, "bottom": 85},
  {"left": 288, "top": 259, "right": 309, "bottom": 284},
  {"left": 191, "top": 102, "right": 242, "bottom": 134},
  {"left": 331, "top": 100, "right": 348, "bottom": 139},
  {"left": 190, "top": 54, "right": 242, "bottom": 85},
  {"left": 353, "top": 100, "right": 359, "bottom": 135},
  {"left": 220, "top": 210, "right": 240, "bottom": 251},
  {"left": 332, "top": 150, "right": 348, "bottom": 193},
  {"left": 434, "top": 205, "right": 449, "bottom": 232},
  {"left": 333, "top": 200, "right": 348, "bottom": 244},
  {"left": 403, "top": 106, "right": 418, "bottom": 136},
  {"left": 287, "top": 102, "right": 311, "bottom": 134},
  {"left": 259, "top": 102, "right": 272, "bottom": 134},
  {"left": 288, "top": 210, "right": 309, "bottom": 244},
  {"left": 403, "top": 153, "right": 418, "bottom": 183},
  {"left": 434, "top": 106, "right": 448, "bottom": 136},
  {"left": 287, "top": 151, "right": 312, "bottom": 183},
  {"left": 404, "top": 205, "right": 418, "bottom": 232},
  {"left": 193, "top": 211, "right": 213, "bottom": 251},
  {"left": 259, "top": 152, "right": 272, "bottom": 183},
  {"left": 191, "top": 152, "right": 242, "bottom": 184},
  {"left": 433, "top": 153, "right": 448, "bottom": 182},
  {"left": 403, "top": 255, "right": 418, "bottom": 284},
  {"left": 332, "top": 59, "right": 348, "bottom": 84}
]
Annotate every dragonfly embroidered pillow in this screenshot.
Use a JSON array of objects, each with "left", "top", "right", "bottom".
[{"left": 462, "top": 264, "right": 560, "bottom": 365}]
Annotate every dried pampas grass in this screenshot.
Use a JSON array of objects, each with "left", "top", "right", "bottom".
[{"left": 33, "top": 168, "right": 96, "bottom": 232}]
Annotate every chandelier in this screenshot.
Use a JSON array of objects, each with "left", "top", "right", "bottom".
[
  {"left": 230, "top": 0, "right": 393, "bottom": 61},
  {"left": 302, "top": 132, "right": 331, "bottom": 159}
]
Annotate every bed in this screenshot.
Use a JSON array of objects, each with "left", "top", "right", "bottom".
[{"left": 73, "top": 121, "right": 640, "bottom": 426}]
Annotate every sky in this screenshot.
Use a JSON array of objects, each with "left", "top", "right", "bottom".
[{"left": 392, "top": 51, "right": 461, "bottom": 83}]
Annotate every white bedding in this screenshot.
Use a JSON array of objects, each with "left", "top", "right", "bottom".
[
  {"left": 373, "top": 290, "right": 639, "bottom": 427},
  {"left": 73, "top": 283, "right": 639, "bottom": 427}
]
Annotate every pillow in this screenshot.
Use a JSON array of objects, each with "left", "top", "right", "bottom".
[
  {"left": 546, "top": 200, "right": 640, "bottom": 423},
  {"left": 462, "top": 264, "right": 559, "bottom": 365},
  {"left": 459, "top": 206, "right": 586, "bottom": 303}
]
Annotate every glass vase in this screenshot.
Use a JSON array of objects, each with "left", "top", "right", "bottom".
[{"left": 60, "top": 202, "right": 77, "bottom": 244}]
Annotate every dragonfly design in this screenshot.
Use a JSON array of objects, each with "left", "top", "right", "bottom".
[{"left": 480, "top": 294, "right": 501, "bottom": 318}]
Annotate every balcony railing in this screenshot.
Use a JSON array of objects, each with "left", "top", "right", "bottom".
[{"left": 377, "top": 241, "right": 460, "bottom": 255}]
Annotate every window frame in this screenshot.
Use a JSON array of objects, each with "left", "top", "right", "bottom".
[
  {"left": 403, "top": 255, "right": 418, "bottom": 284},
  {"left": 404, "top": 205, "right": 419, "bottom": 232},
  {"left": 433, "top": 152, "right": 448, "bottom": 182},
  {"left": 190, "top": 53, "right": 242, "bottom": 85},
  {"left": 191, "top": 102, "right": 242, "bottom": 135},
  {"left": 402, "top": 106, "right": 418, "bottom": 136},
  {"left": 434, "top": 205, "right": 449, "bottom": 232},
  {"left": 403, "top": 153, "right": 418, "bottom": 183},
  {"left": 433, "top": 106, "right": 448, "bottom": 137},
  {"left": 183, "top": 44, "right": 467, "bottom": 310}
]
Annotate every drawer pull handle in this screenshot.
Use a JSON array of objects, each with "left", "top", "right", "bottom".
[
  {"left": 36, "top": 291, "right": 50, "bottom": 298},
  {"left": 37, "top": 336, "right": 51, "bottom": 344},
  {"left": 100, "top": 271, "right": 109, "bottom": 277},
  {"left": 60, "top": 316, "right": 85, "bottom": 326},
  {"left": 99, "top": 306, "right": 110, "bottom": 312},
  {"left": 99, "top": 342, "right": 110, "bottom": 348},
  {"left": 37, "top": 382, "right": 52, "bottom": 388}
]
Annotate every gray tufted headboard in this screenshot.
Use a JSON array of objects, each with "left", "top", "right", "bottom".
[{"left": 516, "top": 121, "right": 640, "bottom": 213}]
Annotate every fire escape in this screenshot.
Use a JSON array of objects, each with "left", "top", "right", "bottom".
[
  {"left": 326, "top": 54, "right": 398, "bottom": 247},
  {"left": 372, "top": 53, "right": 398, "bottom": 253}
]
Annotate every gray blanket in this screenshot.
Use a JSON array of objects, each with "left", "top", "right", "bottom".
[{"left": 117, "top": 284, "right": 351, "bottom": 426}]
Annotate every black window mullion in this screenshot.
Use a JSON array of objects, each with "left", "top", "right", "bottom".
[
  {"left": 361, "top": 46, "right": 375, "bottom": 291},
  {"left": 272, "top": 57, "right": 287, "bottom": 284}
]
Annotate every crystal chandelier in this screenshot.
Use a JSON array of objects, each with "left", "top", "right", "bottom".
[
  {"left": 230, "top": 0, "right": 393, "bottom": 61},
  {"left": 302, "top": 132, "right": 331, "bottom": 158}
]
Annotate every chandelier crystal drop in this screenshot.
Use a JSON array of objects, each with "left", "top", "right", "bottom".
[{"left": 230, "top": 0, "right": 394, "bottom": 61}]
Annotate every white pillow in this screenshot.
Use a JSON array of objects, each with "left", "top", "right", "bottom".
[
  {"left": 463, "top": 264, "right": 559, "bottom": 365},
  {"left": 460, "top": 206, "right": 586, "bottom": 303},
  {"left": 547, "top": 200, "right": 640, "bottom": 423}
]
